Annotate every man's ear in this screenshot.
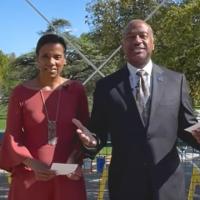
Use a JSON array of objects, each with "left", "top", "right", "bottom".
[
  {"left": 151, "top": 37, "right": 155, "bottom": 51},
  {"left": 152, "top": 43, "right": 155, "bottom": 51},
  {"left": 64, "top": 59, "right": 67, "bottom": 65}
]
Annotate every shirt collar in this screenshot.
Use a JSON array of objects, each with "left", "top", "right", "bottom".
[{"left": 127, "top": 59, "right": 153, "bottom": 77}]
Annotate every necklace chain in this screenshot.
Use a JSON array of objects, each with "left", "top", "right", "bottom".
[
  {"left": 40, "top": 88, "right": 62, "bottom": 122},
  {"left": 40, "top": 88, "right": 62, "bottom": 145}
]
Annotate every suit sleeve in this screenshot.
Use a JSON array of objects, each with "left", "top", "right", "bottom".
[
  {"left": 81, "top": 80, "right": 109, "bottom": 159},
  {"left": 0, "top": 87, "right": 33, "bottom": 172},
  {"left": 177, "top": 74, "right": 200, "bottom": 150},
  {"left": 89, "top": 81, "right": 109, "bottom": 151},
  {"left": 71, "top": 83, "right": 90, "bottom": 164},
  {"left": 77, "top": 84, "right": 89, "bottom": 127}
]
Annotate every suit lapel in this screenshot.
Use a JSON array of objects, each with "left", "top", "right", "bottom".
[
  {"left": 117, "top": 66, "right": 143, "bottom": 123},
  {"left": 148, "top": 64, "right": 165, "bottom": 125},
  {"left": 117, "top": 66, "right": 134, "bottom": 106}
]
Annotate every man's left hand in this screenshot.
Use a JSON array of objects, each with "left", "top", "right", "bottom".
[{"left": 192, "top": 128, "right": 200, "bottom": 143}]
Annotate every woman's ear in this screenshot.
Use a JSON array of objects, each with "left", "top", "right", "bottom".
[{"left": 35, "top": 56, "right": 40, "bottom": 70}]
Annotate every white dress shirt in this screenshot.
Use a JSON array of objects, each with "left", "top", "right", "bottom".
[{"left": 127, "top": 60, "right": 153, "bottom": 98}]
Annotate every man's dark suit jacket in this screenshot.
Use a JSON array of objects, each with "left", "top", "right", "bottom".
[{"left": 89, "top": 64, "right": 200, "bottom": 200}]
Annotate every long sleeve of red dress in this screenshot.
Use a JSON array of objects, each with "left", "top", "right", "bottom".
[{"left": 0, "top": 85, "right": 33, "bottom": 172}]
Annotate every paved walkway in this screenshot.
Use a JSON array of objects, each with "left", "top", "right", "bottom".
[
  {"left": 1, "top": 150, "right": 200, "bottom": 200},
  {"left": 0, "top": 170, "right": 9, "bottom": 200},
  {"left": 85, "top": 172, "right": 109, "bottom": 200},
  {"left": 0, "top": 169, "right": 109, "bottom": 200},
  {"left": 1, "top": 162, "right": 200, "bottom": 200}
]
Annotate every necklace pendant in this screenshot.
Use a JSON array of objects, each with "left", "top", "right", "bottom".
[{"left": 48, "top": 120, "right": 57, "bottom": 145}]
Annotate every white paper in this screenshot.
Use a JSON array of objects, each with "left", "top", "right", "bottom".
[
  {"left": 51, "top": 163, "right": 78, "bottom": 175},
  {"left": 184, "top": 122, "right": 200, "bottom": 133}
]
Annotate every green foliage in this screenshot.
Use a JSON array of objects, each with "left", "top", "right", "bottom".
[
  {"left": 0, "top": 101, "right": 7, "bottom": 115},
  {"left": 0, "top": 102, "right": 6, "bottom": 129},
  {"left": 151, "top": 0, "right": 200, "bottom": 105},
  {"left": 63, "top": 33, "right": 108, "bottom": 100},
  {"left": 0, "top": 119, "right": 6, "bottom": 130},
  {"left": 39, "top": 18, "right": 71, "bottom": 35},
  {"left": 1, "top": 52, "right": 37, "bottom": 100},
  {"left": 13, "top": 52, "right": 38, "bottom": 80},
  {"left": 98, "top": 146, "right": 112, "bottom": 155},
  {"left": 0, "top": 51, "right": 17, "bottom": 99},
  {"left": 0, "top": 51, "right": 9, "bottom": 88}
]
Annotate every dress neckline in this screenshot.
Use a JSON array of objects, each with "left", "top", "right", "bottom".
[{"left": 21, "top": 79, "right": 72, "bottom": 92}]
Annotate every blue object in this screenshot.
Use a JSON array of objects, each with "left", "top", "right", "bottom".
[
  {"left": 96, "top": 156, "right": 105, "bottom": 173},
  {"left": 0, "top": 130, "right": 4, "bottom": 144}
]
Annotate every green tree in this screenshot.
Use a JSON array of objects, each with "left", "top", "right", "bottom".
[
  {"left": 39, "top": 18, "right": 71, "bottom": 35},
  {"left": 0, "top": 51, "right": 16, "bottom": 100},
  {"left": 151, "top": 0, "right": 200, "bottom": 105},
  {"left": 0, "top": 51, "right": 9, "bottom": 88}
]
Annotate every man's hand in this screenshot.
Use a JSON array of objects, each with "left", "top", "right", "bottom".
[
  {"left": 192, "top": 127, "right": 200, "bottom": 143},
  {"left": 23, "top": 158, "right": 56, "bottom": 181},
  {"left": 72, "top": 118, "right": 97, "bottom": 148},
  {"left": 66, "top": 165, "right": 83, "bottom": 181}
]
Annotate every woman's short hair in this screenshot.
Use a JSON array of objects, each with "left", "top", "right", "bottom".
[{"left": 36, "top": 33, "right": 67, "bottom": 55}]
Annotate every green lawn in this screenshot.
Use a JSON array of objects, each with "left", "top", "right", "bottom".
[
  {"left": 0, "top": 102, "right": 7, "bottom": 130},
  {"left": 0, "top": 118, "right": 6, "bottom": 130},
  {"left": 0, "top": 103, "right": 7, "bottom": 115},
  {"left": 98, "top": 146, "right": 112, "bottom": 156}
]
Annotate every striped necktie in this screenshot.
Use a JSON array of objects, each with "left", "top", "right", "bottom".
[{"left": 136, "top": 70, "right": 150, "bottom": 124}]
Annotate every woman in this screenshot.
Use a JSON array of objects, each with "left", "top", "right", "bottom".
[{"left": 0, "top": 33, "right": 89, "bottom": 200}]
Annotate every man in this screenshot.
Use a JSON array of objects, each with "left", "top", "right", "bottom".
[{"left": 73, "top": 19, "right": 200, "bottom": 200}]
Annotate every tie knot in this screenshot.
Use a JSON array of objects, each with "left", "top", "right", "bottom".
[{"left": 136, "top": 70, "right": 146, "bottom": 77}]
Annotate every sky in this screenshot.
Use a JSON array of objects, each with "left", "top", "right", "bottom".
[{"left": 0, "top": 0, "right": 91, "bottom": 56}]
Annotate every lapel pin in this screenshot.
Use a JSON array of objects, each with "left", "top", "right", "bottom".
[{"left": 157, "top": 76, "right": 164, "bottom": 82}]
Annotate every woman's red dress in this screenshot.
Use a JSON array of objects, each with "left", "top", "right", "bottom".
[{"left": 0, "top": 81, "right": 89, "bottom": 200}]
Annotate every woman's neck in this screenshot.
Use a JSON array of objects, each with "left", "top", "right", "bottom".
[{"left": 37, "top": 76, "right": 65, "bottom": 91}]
